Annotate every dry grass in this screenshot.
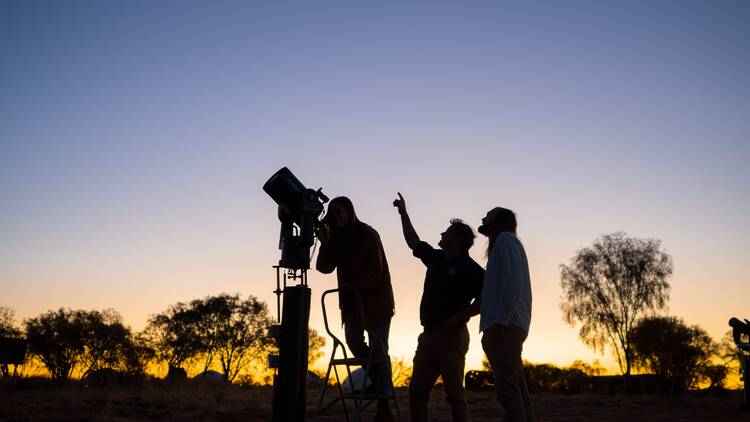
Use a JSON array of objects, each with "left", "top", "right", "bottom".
[{"left": 1, "top": 381, "right": 747, "bottom": 421}]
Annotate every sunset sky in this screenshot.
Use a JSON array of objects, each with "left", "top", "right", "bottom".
[{"left": 2, "top": 1, "right": 749, "bottom": 374}]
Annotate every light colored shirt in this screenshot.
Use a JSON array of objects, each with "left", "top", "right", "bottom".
[{"left": 479, "top": 232, "right": 532, "bottom": 333}]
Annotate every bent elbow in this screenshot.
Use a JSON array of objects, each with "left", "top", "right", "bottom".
[{"left": 316, "top": 262, "right": 335, "bottom": 274}]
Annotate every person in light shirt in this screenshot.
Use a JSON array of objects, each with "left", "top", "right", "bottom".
[{"left": 477, "top": 207, "right": 534, "bottom": 422}]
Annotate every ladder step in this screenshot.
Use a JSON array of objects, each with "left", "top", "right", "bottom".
[
  {"left": 331, "top": 357, "right": 384, "bottom": 365},
  {"left": 339, "top": 392, "right": 396, "bottom": 399}
]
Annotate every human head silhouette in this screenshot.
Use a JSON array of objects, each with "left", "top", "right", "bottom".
[
  {"left": 478, "top": 207, "right": 517, "bottom": 257},
  {"left": 439, "top": 218, "right": 476, "bottom": 258},
  {"left": 327, "top": 196, "right": 357, "bottom": 229}
]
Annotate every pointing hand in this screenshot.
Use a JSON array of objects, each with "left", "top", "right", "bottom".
[{"left": 393, "top": 192, "right": 407, "bottom": 215}]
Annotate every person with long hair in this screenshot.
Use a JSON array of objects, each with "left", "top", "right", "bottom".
[
  {"left": 477, "top": 207, "right": 534, "bottom": 422},
  {"left": 316, "top": 196, "right": 396, "bottom": 422}
]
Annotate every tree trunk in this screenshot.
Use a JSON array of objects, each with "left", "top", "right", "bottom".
[{"left": 624, "top": 349, "right": 632, "bottom": 393}]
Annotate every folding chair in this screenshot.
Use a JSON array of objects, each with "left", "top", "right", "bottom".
[{"left": 315, "top": 286, "right": 402, "bottom": 422}]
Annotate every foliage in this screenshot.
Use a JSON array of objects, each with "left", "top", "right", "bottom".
[
  {"left": 144, "top": 302, "right": 201, "bottom": 369},
  {"left": 121, "top": 332, "right": 156, "bottom": 376},
  {"left": 560, "top": 232, "right": 672, "bottom": 376},
  {"left": 0, "top": 307, "right": 24, "bottom": 378},
  {"left": 480, "top": 357, "right": 604, "bottom": 393},
  {"left": 569, "top": 359, "right": 605, "bottom": 376},
  {"left": 77, "top": 309, "right": 132, "bottom": 379},
  {"left": 308, "top": 328, "right": 326, "bottom": 367},
  {"left": 25, "top": 309, "right": 87, "bottom": 381},
  {"left": 481, "top": 355, "right": 492, "bottom": 371},
  {"left": 390, "top": 356, "right": 413, "bottom": 387},
  {"left": 629, "top": 316, "right": 716, "bottom": 389},
  {"left": 701, "top": 364, "right": 729, "bottom": 389},
  {"left": 145, "top": 293, "right": 274, "bottom": 382},
  {"left": 203, "top": 294, "right": 273, "bottom": 382},
  {"left": 24, "top": 308, "right": 141, "bottom": 381},
  {"left": 523, "top": 361, "right": 591, "bottom": 394},
  {"left": 0, "top": 307, "right": 22, "bottom": 339},
  {"left": 713, "top": 329, "right": 743, "bottom": 388}
]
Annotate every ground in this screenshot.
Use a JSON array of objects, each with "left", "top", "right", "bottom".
[{"left": 0, "top": 383, "right": 746, "bottom": 421}]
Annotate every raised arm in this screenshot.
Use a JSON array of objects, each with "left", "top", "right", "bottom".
[{"left": 393, "top": 192, "right": 420, "bottom": 250}]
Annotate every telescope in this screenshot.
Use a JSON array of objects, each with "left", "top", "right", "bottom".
[
  {"left": 263, "top": 167, "right": 328, "bottom": 422},
  {"left": 263, "top": 166, "right": 329, "bottom": 270},
  {"left": 729, "top": 317, "right": 750, "bottom": 411}
]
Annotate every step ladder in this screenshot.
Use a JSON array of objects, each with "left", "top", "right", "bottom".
[{"left": 315, "top": 287, "right": 402, "bottom": 422}]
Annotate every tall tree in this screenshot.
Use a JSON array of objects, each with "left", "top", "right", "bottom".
[
  {"left": 24, "top": 308, "right": 87, "bottom": 381},
  {"left": 78, "top": 309, "right": 132, "bottom": 379},
  {"left": 121, "top": 331, "right": 156, "bottom": 376},
  {"left": 208, "top": 294, "right": 273, "bottom": 382},
  {"left": 0, "top": 307, "right": 24, "bottom": 378},
  {"left": 189, "top": 295, "right": 230, "bottom": 373},
  {"left": 560, "top": 232, "right": 672, "bottom": 376},
  {"left": 144, "top": 302, "right": 201, "bottom": 370}
]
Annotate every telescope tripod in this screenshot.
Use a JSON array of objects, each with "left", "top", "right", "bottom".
[{"left": 270, "top": 266, "right": 311, "bottom": 422}]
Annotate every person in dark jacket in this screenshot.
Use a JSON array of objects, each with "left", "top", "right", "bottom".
[{"left": 316, "top": 196, "right": 396, "bottom": 422}]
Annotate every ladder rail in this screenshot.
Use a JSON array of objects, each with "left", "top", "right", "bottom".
[{"left": 316, "top": 286, "right": 402, "bottom": 422}]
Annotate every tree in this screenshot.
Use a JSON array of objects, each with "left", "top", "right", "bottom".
[
  {"left": 0, "top": 307, "right": 24, "bottom": 378},
  {"left": 208, "top": 294, "right": 273, "bottom": 383},
  {"left": 189, "top": 295, "right": 227, "bottom": 373},
  {"left": 121, "top": 332, "right": 156, "bottom": 376},
  {"left": 701, "top": 364, "right": 729, "bottom": 389},
  {"left": 308, "top": 328, "right": 326, "bottom": 367},
  {"left": 630, "top": 316, "right": 715, "bottom": 389},
  {"left": 78, "top": 309, "right": 132, "bottom": 379},
  {"left": 145, "top": 302, "right": 201, "bottom": 370},
  {"left": 570, "top": 359, "right": 605, "bottom": 376},
  {"left": 560, "top": 232, "right": 672, "bottom": 377},
  {"left": 0, "top": 307, "right": 21, "bottom": 339},
  {"left": 25, "top": 308, "right": 87, "bottom": 381},
  {"left": 146, "top": 294, "right": 276, "bottom": 382},
  {"left": 714, "top": 329, "right": 742, "bottom": 388},
  {"left": 390, "top": 356, "right": 413, "bottom": 388},
  {"left": 479, "top": 357, "right": 603, "bottom": 393},
  {"left": 24, "top": 308, "right": 140, "bottom": 381}
]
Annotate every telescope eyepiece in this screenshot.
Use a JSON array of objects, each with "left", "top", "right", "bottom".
[{"left": 730, "top": 316, "right": 750, "bottom": 337}]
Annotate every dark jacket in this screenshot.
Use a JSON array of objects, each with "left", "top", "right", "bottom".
[{"left": 316, "top": 221, "right": 395, "bottom": 328}]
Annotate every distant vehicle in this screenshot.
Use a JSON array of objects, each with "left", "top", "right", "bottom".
[{"left": 193, "top": 370, "right": 225, "bottom": 383}]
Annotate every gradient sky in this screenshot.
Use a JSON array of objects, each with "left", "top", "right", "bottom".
[{"left": 2, "top": 1, "right": 749, "bottom": 374}]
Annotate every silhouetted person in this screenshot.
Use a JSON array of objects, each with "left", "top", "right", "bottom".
[
  {"left": 393, "top": 193, "right": 484, "bottom": 422},
  {"left": 478, "top": 207, "right": 534, "bottom": 422},
  {"left": 316, "top": 196, "right": 396, "bottom": 422},
  {"left": 729, "top": 317, "right": 750, "bottom": 410}
]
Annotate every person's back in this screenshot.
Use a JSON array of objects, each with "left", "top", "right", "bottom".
[{"left": 320, "top": 220, "right": 394, "bottom": 327}]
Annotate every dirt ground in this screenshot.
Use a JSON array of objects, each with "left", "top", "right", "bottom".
[{"left": 0, "top": 383, "right": 747, "bottom": 422}]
